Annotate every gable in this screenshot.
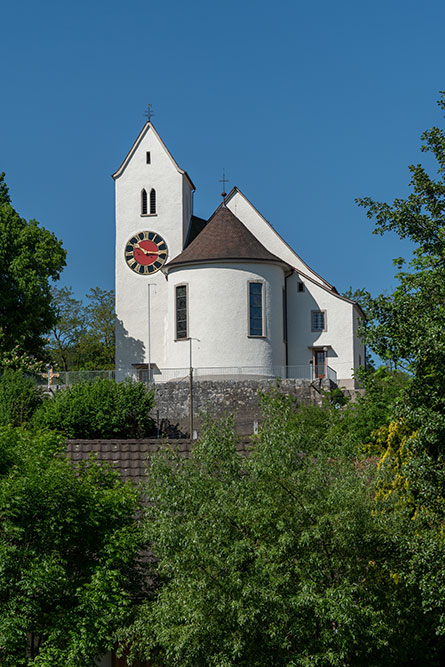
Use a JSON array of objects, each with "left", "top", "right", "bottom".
[
  {"left": 220, "top": 188, "right": 333, "bottom": 289},
  {"left": 112, "top": 122, "right": 195, "bottom": 190}
]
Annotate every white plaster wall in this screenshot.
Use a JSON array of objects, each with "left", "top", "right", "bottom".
[
  {"left": 115, "top": 126, "right": 191, "bottom": 372},
  {"left": 166, "top": 262, "right": 286, "bottom": 372},
  {"left": 226, "top": 191, "right": 330, "bottom": 288},
  {"left": 287, "top": 273, "right": 357, "bottom": 385}
]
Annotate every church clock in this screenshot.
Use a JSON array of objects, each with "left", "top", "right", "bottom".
[{"left": 124, "top": 231, "right": 168, "bottom": 275}]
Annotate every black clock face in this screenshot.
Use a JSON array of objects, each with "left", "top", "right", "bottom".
[{"left": 124, "top": 231, "right": 168, "bottom": 275}]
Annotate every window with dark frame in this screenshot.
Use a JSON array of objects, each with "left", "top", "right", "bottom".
[
  {"left": 298, "top": 281, "right": 304, "bottom": 292},
  {"left": 150, "top": 188, "right": 156, "bottom": 214},
  {"left": 311, "top": 310, "right": 326, "bottom": 332},
  {"left": 249, "top": 282, "right": 264, "bottom": 336},
  {"left": 141, "top": 189, "right": 147, "bottom": 215},
  {"left": 176, "top": 285, "right": 187, "bottom": 339},
  {"left": 146, "top": 151, "right": 151, "bottom": 164}
]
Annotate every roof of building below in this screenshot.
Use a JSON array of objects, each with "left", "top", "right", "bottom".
[
  {"left": 166, "top": 206, "right": 290, "bottom": 270},
  {"left": 66, "top": 439, "right": 252, "bottom": 484}
]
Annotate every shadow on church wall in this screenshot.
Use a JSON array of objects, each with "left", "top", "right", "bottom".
[
  {"left": 115, "top": 318, "right": 145, "bottom": 370},
  {"left": 287, "top": 276, "right": 339, "bottom": 371}
]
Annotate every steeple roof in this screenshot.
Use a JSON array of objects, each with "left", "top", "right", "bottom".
[
  {"left": 111, "top": 122, "right": 195, "bottom": 190},
  {"left": 166, "top": 206, "right": 290, "bottom": 270}
]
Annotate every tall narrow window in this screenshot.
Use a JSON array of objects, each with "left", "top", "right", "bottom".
[
  {"left": 176, "top": 285, "right": 187, "bottom": 339},
  {"left": 150, "top": 188, "right": 156, "bottom": 214},
  {"left": 249, "top": 282, "right": 264, "bottom": 336},
  {"left": 141, "top": 189, "right": 147, "bottom": 215},
  {"left": 146, "top": 151, "right": 151, "bottom": 164}
]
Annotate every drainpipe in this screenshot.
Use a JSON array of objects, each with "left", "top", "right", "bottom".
[{"left": 284, "top": 269, "right": 293, "bottom": 376}]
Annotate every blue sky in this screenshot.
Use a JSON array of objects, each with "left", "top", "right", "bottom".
[{"left": 1, "top": 0, "right": 444, "bottom": 302}]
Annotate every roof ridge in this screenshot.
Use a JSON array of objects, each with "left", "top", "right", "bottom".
[{"left": 166, "top": 206, "right": 291, "bottom": 271}]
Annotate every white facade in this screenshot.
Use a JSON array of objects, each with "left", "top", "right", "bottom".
[
  {"left": 167, "top": 262, "right": 286, "bottom": 372},
  {"left": 114, "top": 122, "right": 365, "bottom": 389}
]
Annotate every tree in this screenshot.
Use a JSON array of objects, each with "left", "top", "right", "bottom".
[
  {"left": 121, "top": 395, "right": 438, "bottom": 666},
  {"left": 0, "top": 173, "right": 66, "bottom": 363},
  {"left": 49, "top": 286, "right": 86, "bottom": 371},
  {"left": 354, "top": 93, "right": 445, "bottom": 463},
  {"left": 48, "top": 286, "right": 115, "bottom": 371},
  {"left": 354, "top": 92, "right": 445, "bottom": 639},
  {"left": 355, "top": 93, "right": 445, "bottom": 410},
  {"left": 0, "top": 426, "right": 148, "bottom": 666},
  {"left": 79, "top": 287, "right": 115, "bottom": 369}
]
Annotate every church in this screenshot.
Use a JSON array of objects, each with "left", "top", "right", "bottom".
[{"left": 113, "top": 121, "right": 365, "bottom": 390}]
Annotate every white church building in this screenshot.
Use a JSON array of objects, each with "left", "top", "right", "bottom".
[{"left": 113, "top": 121, "right": 365, "bottom": 390}]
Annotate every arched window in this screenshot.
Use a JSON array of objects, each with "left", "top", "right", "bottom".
[
  {"left": 141, "top": 189, "right": 147, "bottom": 215},
  {"left": 150, "top": 188, "right": 156, "bottom": 214}
]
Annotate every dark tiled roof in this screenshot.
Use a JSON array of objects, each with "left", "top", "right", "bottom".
[
  {"left": 166, "top": 206, "right": 289, "bottom": 270},
  {"left": 66, "top": 438, "right": 252, "bottom": 484}
]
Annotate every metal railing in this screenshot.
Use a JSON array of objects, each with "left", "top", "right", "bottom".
[{"left": 38, "top": 364, "right": 338, "bottom": 387}]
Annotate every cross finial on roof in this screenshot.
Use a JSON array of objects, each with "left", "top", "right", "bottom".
[
  {"left": 144, "top": 104, "right": 154, "bottom": 122},
  {"left": 219, "top": 169, "right": 229, "bottom": 205}
]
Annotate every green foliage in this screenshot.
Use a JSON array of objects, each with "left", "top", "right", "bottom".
[
  {"left": 48, "top": 285, "right": 115, "bottom": 370},
  {"left": 354, "top": 91, "right": 445, "bottom": 506},
  {"left": 121, "top": 394, "right": 439, "bottom": 666},
  {"left": 33, "top": 378, "right": 154, "bottom": 438},
  {"left": 78, "top": 286, "right": 115, "bottom": 370},
  {"left": 342, "top": 366, "right": 409, "bottom": 446},
  {"left": 355, "top": 93, "right": 445, "bottom": 646},
  {"left": 355, "top": 93, "right": 445, "bottom": 414},
  {"left": 0, "top": 342, "right": 47, "bottom": 374},
  {"left": 0, "top": 369, "right": 42, "bottom": 427},
  {"left": 0, "top": 427, "right": 146, "bottom": 666},
  {"left": 0, "top": 174, "right": 66, "bottom": 362},
  {"left": 48, "top": 286, "right": 86, "bottom": 371},
  {"left": 0, "top": 172, "right": 11, "bottom": 205}
]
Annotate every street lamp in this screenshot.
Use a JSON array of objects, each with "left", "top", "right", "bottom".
[{"left": 147, "top": 284, "right": 152, "bottom": 384}]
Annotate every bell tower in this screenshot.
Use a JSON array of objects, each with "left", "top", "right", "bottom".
[{"left": 113, "top": 120, "right": 195, "bottom": 378}]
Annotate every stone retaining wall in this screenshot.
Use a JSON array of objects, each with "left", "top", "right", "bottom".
[{"left": 151, "top": 377, "right": 339, "bottom": 438}]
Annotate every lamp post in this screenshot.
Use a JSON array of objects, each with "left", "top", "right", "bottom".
[
  {"left": 188, "top": 337, "right": 200, "bottom": 439},
  {"left": 147, "top": 284, "right": 152, "bottom": 384}
]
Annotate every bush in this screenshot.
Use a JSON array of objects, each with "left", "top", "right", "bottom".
[
  {"left": 33, "top": 378, "right": 154, "bottom": 438},
  {"left": 0, "top": 369, "right": 42, "bottom": 427},
  {"left": 0, "top": 426, "right": 146, "bottom": 664}
]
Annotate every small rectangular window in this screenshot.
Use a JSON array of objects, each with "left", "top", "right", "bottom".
[
  {"left": 176, "top": 285, "right": 188, "bottom": 339},
  {"left": 146, "top": 152, "right": 151, "bottom": 164},
  {"left": 298, "top": 281, "right": 304, "bottom": 292},
  {"left": 311, "top": 310, "right": 326, "bottom": 332},
  {"left": 249, "top": 282, "right": 264, "bottom": 336}
]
